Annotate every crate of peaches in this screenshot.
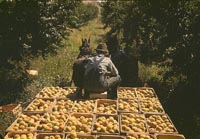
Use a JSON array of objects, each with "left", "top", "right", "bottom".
[
  {"left": 126, "top": 133, "right": 155, "bottom": 139},
  {"left": 36, "top": 133, "right": 64, "bottom": 139},
  {"left": 52, "top": 99, "right": 74, "bottom": 113},
  {"left": 154, "top": 133, "right": 185, "bottom": 139},
  {"left": 58, "top": 87, "right": 77, "bottom": 99},
  {"left": 66, "top": 132, "right": 96, "bottom": 139},
  {"left": 135, "top": 87, "right": 157, "bottom": 100},
  {"left": 65, "top": 113, "right": 94, "bottom": 134},
  {"left": 139, "top": 98, "right": 165, "bottom": 114},
  {"left": 24, "top": 98, "right": 55, "bottom": 113},
  {"left": 4, "top": 132, "right": 35, "bottom": 139},
  {"left": 117, "top": 87, "right": 136, "bottom": 99},
  {"left": 118, "top": 98, "right": 140, "bottom": 113},
  {"left": 36, "top": 87, "right": 61, "bottom": 99},
  {"left": 6, "top": 113, "right": 42, "bottom": 132},
  {"left": 95, "top": 99, "right": 117, "bottom": 115},
  {"left": 92, "top": 114, "right": 120, "bottom": 135},
  {"left": 72, "top": 100, "right": 95, "bottom": 113},
  {"left": 120, "top": 113, "right": 148, "bottom": 135},
  {"left": 145, "top": 114, "right": 178, "bottom": 134},
  {"left": 97, "top": 135, "right": 126, "bottom": 139},
  {"left": 37, "top": 112, "right": 68, "bottom": 132}
]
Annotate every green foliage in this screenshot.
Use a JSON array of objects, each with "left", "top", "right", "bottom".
[
  {"left": 0, "top": 0, "right": 82, "bottom": 105},
  {"left": 101, "top": 1, "right": 200, "bottom": 138},
  {"left": 101, "top": 1, "right": 161, "bottom": 62},
  {"left": 0, "top": 59, "right": 29, "bottom": 104},
  {"left": 68, "top": 3, "right": 99, "bottom": 28},
  {"left": 146, "top": 1, "right": 200, "bottom": 84},
  {"left": 101, "top": 0, "right": 200, "bottom": 93},
  {"left": 0, "top": 112, "right": 16, "bottom": 137},
  {"left": 138, "top": 63, "right": 168, "bottom": 83},
  {"left": 102, "top": 0, "right": 200, "bottom": 70},
  {"left": 0, "top": 0, "right": 100, "bottom": 105},
  {"left": 0, "top": 0, "right": 82, "bottom": 60}
]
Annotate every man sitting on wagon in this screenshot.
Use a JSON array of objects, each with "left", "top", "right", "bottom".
[{"left": 83, "top": 43, "right": 121, "bottom": 99}]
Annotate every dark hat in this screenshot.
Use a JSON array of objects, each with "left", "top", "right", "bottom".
[{"left": 95, "top": 43, "right": 108, "bottom": 53}]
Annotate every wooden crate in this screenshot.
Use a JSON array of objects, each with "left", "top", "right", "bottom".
[
  {"left": 95, "top": 99, "right": 118, "bottom": 115},
  {"left": 118, "top": 98, "right": 141, "bottom": 114},
  {"left": 4, "top": 132, "right": 35, "bottom": 139},
  {"left": 52, "top": 99, "right": 75, "bottom": 113},
  {"left": 92, "top": 114, "right": 120, "bottom": 135},
  {"left": 36, "top": 132, "right": 65, "bottom": 139},
  {"left": 139, "top": 98, "right": 165, "bottom": 114},
  {"left": 58, "top": 87, "right": 77, "bottom": 99},
  {"left": 97, "top": 135, "right": 125, "bottom": 139},
  {"left": 135, "top": 87, "right": 158, "bottom": 100},
  {"left": 145, "top": 113, "right": 178, "bottom": 134},
  {"left": 120, "top": 113, "right": 148, "bottom": 135},
  {"left": 155, "top": 134, "right": 185, "bottom": 139},
  {"left": 6, "top": 113, "right": 42, "bottom": 132},
  {"left": 72, "top": 99, "right": 96, "bottom": 113},
  {"left": 117, "top": 87, "right": 136, "bottom": 99},
  {"left": 0, "top": 104, "right": 22, "bottom": 116},
  {"left": 35, "top": 86, "right": 61, "bottom": 99},
  {"left": 66, "top": 133, "right": 96, "bottom": 139},
  {"left": 65, "top": 113, "right": 94, "bottom": 134},
  {"left": 37, "top": 112, "right": 68, "bottom": 132},
  {"left": 24, "top": 98, "right": 55, "bottom": 113},
  {"left": 126, "top": 133, "right": 155, "bottom": 139}
]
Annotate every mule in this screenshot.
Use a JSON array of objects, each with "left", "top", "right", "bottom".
[
  {"left": 106, "top": 40, "right": 139, "bottom": 87},
  {"left": 77, "top": 38, "right": 91, "bottom": 58},
  {"left": 71, "top": 38, "right": 92, "bottom": 98}
]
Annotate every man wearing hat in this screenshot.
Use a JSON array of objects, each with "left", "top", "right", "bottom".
[{"left": 84, "top": 43, "right": 121, "bottom": 99}]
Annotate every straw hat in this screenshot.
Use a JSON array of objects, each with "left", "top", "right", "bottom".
[{"left": 95, "top": 43, "right": 108, "bottom": 53}]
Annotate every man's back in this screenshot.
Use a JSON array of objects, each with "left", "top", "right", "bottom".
[
  {"left": 85, "top": 54, "right": 116, "bottom": 75},
  {"left": 83, "top": 43, "right": 121, "bottom": 99},
  {"left": 84, "top": 54, "right": 106, "bottom": 93},
  {"left": 84, "top": 54, "right": 119, "bottom": 93}
]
